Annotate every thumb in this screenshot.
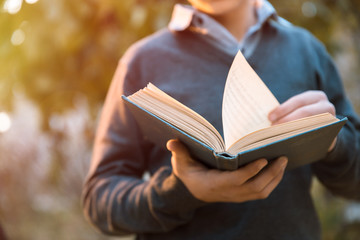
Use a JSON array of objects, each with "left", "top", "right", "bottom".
[
  {"left": 166, "top": 139, "right": 191, "bottom": 160},
  {"left": 167, "top": 139, "right": 202, "bottom": 175}
]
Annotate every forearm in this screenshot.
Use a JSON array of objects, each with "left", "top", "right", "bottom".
[
  {"left": 81, "top": 46, "right": 207, "bottom": 235},
  {"left": 82, "top": 166, "right": 205, "bottom": 235},
  {"left": 307, "top": 40, "right": 360, "bottom": 200},
  {"left": 312, "top": 120, "right": 360, "bottom": 200}
]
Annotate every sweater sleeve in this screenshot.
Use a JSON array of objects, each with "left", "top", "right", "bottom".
[
  {"left": 81, "top": 58, "right": 205, "bottom": 235},
  {"left": 311, "top": 41, "right": 360, "bottom": 200}
]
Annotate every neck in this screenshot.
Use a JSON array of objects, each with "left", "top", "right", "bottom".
[{"left": 213, "top": 3, "right": 258, "bottom": 42}]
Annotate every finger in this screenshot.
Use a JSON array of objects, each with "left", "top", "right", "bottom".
[
  {"left": 212, "top": 158, "right": 269, "bottom": 190},
  {"left": 269, "top": 91, "right": 328, "bottom": 123},
  {"left": 250, "top": 164, "right": 286, "bottom": 200},
  {"left": 232, "top": 158, "right": 269, "bottom": 184},
  {"left": 199, "top": 158, "right": 268, "bottom": 202},
  {"left": 244, "top": 156, "right": 288, "bottom": 197},
  {"left": 272, "top": 101, "right": 335, "bottom": 125}
]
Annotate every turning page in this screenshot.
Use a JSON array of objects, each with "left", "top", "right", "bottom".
[{"left": 222, "top": 51, "right": 280, "bottom": 149}]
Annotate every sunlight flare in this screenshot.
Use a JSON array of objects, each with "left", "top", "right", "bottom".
[
  {"left": 11, "top": 29, "right": 25, "bottom": 46},
  {"left": 3, "top": 0, "right": 22, "bottom": 14},
  {"left": 0, "top": 112, "right": 12, "bottom": 133},
  {"left": 25, "top": 0, "right": 38, "bottom": 4}
]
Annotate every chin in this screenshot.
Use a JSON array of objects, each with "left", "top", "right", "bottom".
[{"left": 189, "top": 0, "right": 242, "bottom": 16}]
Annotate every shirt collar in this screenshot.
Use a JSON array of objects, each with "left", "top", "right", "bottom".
[
  {"left": 169, "top": 1, "right": 277, "bottom": 32},
  {"left": 247, "top": 0, "right": 277, "bottom": 39},
  {"left": 168, "top": 1, "right": 278, "bottom": 56}
]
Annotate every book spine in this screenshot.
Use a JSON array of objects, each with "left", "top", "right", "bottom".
[{"left": 213, "top": 152, "right": 238, "bottom": 170}]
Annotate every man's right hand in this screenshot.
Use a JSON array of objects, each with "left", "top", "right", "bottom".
[{"left": 167, "top": 139, "right": 288, "bottom": 203}]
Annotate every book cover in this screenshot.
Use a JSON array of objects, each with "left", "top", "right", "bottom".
[{"left": 122, "top": 96, "right": 347, "bottom": 170}]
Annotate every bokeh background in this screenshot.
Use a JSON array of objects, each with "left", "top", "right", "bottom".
[{"left": 0, "top": 0, "right": 359, "bottom": 239}]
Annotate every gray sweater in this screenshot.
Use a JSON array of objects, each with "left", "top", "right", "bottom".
[{"left": 82, "top": 19, "right": 360, "bottom": 239}]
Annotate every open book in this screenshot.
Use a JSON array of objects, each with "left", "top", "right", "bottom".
[{"left": 122, "top": 51, "right": 347, "bottom": 170}]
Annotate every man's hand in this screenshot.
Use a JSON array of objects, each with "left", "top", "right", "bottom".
[
  {"left": 268, "top": 90, "right": 337, "bottom": 151},
  {"left": 167, "top": 139, "right": 288, "bottom": 203}
]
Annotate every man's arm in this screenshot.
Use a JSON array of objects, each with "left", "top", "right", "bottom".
[
  {"left": 268, "top": 43, "right": 360, "bottom": 200},
  {"left": 81, "top": 60, "right": 206, "bottom": 235},
  {"left": 312, "top": 47, "right": 360, "bottom": 200}
]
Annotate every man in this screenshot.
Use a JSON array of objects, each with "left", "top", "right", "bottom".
[{"left": 82, "top": 0, "right": 360, "bottom": 239}]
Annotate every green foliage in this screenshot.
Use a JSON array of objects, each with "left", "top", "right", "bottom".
[{"left": 0, "top": 0, "right": 177, "bottom": 130}]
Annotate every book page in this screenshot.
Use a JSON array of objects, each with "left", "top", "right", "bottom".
[
  {"left": 129, "top": 83, "right": 226, "bottom": 152},
  {"left": 226, "top": 113, "right": 338, "bottom": 154},
  {"left": 222, "top": 51, "right": 280, "bottom": 149}
]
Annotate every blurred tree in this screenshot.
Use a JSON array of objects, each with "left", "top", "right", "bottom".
[
  {"left": 271, "top": 0, "right": 360, "bottom": 56},
  {"left": 0, "top": 0, "right": 178, "bottom": 130},
  {"left": 1, "top": 1, "right": 179, "bottom": 239}
]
